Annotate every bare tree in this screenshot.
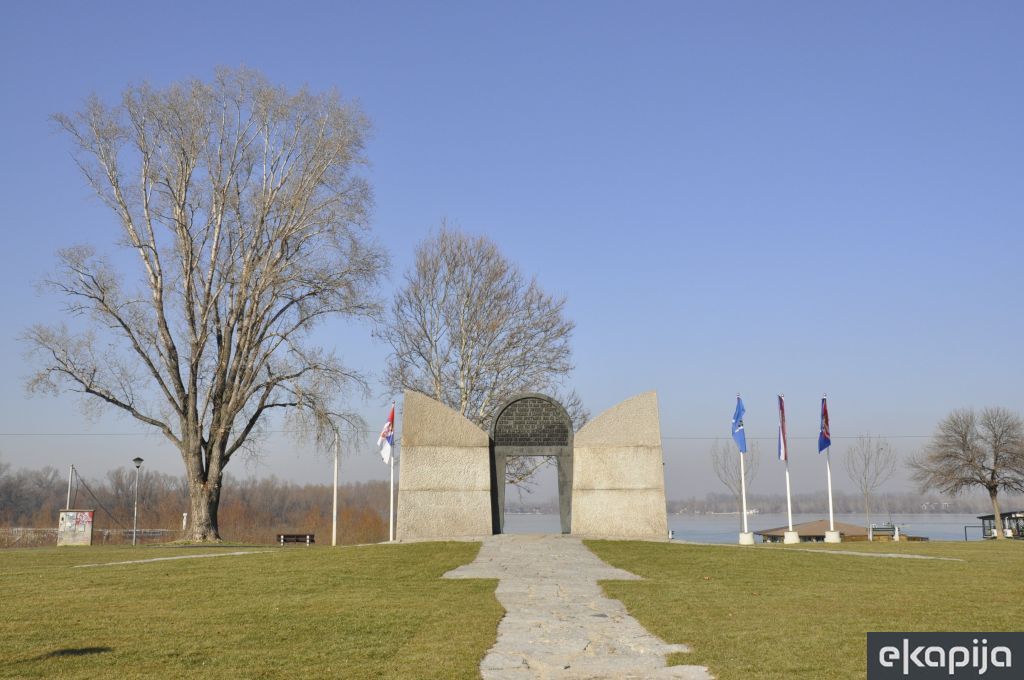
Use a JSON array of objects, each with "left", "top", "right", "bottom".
[
  {"left": 909, "top": 407, "right": 1024, "bottom": 540},
  {"left": 377, "top": 226, "right": 585, "bottom": 485},
  {"left": 24, "top": 68, "right": 383, "bottom": 541},
  {"left": 844, "top": 434, "right": 897, "bottom": 536},
  {"left": 710, "top": 439, "right": 759, "bottom": 528}
]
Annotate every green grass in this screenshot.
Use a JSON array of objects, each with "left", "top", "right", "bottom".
[
  {"left": 586, "top": 539, "right": 1024, "bottom": 679},
  {"left": 5, "top": 539, "right": 1022, "bottom": 679},
  {"left": 0, "top": 542, "right": 501, "bottom": 679}
]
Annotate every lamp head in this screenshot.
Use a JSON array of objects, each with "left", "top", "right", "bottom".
[{"left": 133, "top": 457, "right": 144, "bottom": 469}]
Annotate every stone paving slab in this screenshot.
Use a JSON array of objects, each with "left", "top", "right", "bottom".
[{"left": 445, "top": 534, "right": 712, "bottom": 679}]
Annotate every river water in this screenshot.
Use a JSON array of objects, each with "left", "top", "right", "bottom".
[{"left": 502, "top": 512, "right": 988, "bottom": 543}]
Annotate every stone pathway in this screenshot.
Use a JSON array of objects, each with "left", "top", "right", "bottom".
[{"left": 444, "top": 534, "right": 712, "bottom": 679}]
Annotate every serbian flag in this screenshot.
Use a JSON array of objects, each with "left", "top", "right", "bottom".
[
  {"left": 731, "top": 395, "right": 747, "bottom": 454},
  {"left": 777, "top": 394, "right": 788, "bottom": 461},
  {"left": 818, "top": 396, "right": 831, "bottom": 453},
  {"left": 377, "top": 403, "right": 395, "bottom": 464}
]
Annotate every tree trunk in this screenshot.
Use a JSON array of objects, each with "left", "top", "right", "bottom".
[
  {"left": 864, "top": 494, "right": 871, "bottom": 541},
  {"left": 187, "top": 477, "right": 223, "bottom": 542},
  {"left": 989, "top": 487, "right": 1004, "bottom": 540}
]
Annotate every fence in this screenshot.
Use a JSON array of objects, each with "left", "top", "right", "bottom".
[{"left": 0, "top": 528, "right": 180, "bottom": 548}]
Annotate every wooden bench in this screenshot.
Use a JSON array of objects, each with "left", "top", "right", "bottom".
[
  {"left": 869, "top": 525, "right": 896, "bottom": 541},
  {"left": 277, "top": 533, "right": 315, "bottom": 546}
]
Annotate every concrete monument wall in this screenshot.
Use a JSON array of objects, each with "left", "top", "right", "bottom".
[
  {"left": 395, "top": 390, "right": 493, "bottom": 540},
  {"left": 571, "top": 392, "right": 669, "bottom": 539}
]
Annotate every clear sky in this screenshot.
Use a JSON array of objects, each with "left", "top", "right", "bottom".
[{"left": 1, "top": 2, "right": 1022, "bottom": 503}]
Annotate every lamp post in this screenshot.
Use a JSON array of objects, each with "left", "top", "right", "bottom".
[{"left": 132, "top": 457, "right": 144, "bottom": 546}]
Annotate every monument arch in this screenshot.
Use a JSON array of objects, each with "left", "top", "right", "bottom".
[
  {"left": 489, "top": 393, "right": 574, "bottom": 534},
  {"left": 395, "top": 389, "right": 668, "bottom": 540}
]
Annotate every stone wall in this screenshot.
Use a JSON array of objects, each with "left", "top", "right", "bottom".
[
  {"left": 571, "top": 392, "right": 669, "bottom": 539},
  {"left": 395, "top": 390, "right": 493, "bottom": 540}
]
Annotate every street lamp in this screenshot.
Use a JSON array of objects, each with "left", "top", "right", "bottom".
[{"left": 132, "top": 457, "right": 144, "bottom": 546}]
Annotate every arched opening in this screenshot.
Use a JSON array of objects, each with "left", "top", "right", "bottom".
[
  {"left": 489, "top": 394, "right": 573, "bottom": 534},
  {"left": 502, "top": 459, "right": 561, "bottom": 533}
]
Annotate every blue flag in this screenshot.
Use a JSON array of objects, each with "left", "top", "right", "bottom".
[{"left": 731, "top": 395, "right": 747, "bottom": 454}]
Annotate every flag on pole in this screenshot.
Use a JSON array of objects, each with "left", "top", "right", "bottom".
[
  {"left": 777, "top": 394, "right": 788, "bottom": 461},
  {"left": 378, "top": 403, "right": 395, "bottom": 464},
  {"left": 731, "top": 395, "right": 747, "bottom": 453},
  {"left": 818, "top": 396, "right": 831, "bottom": 452}
]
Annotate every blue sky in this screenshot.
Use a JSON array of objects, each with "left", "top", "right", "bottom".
[{"left": 1, "top": 2, "right": 1022, "bottom": 502}]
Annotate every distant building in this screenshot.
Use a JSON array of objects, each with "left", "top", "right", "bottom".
[{"left": 977, "top": 510, "right": 1024, "bottom": 539}]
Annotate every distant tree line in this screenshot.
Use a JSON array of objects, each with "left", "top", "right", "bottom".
[{"left": 0, "top": 459, "right": 387, "bottom": 546}]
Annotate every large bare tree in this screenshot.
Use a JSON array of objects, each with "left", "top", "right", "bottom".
[
  {"left": 378, "top": 226, "right": 585, "bottom": 484},
  {"left": 909, "top": 407, "right": 1024, "bottom": 540},
  {"left": 24, "top": 68, "right": 383, "bottom": 541},
  {"left": 710, "top": 439, "right": 759, "bottom": 529},
  {"left": 844, "top": 434, "right": 897, "bottom": 536}
]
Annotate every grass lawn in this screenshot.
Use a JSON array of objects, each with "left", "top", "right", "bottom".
[
  {"left": 587, "top": 539, "right": 1024, "bottom": 680},
  {"left": 0, "top": 542, "right": 501, "bottom": 679}
]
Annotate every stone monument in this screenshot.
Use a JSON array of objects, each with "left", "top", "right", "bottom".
[{"left": 395, "top": 389, "right": 668, "bottom": 540}]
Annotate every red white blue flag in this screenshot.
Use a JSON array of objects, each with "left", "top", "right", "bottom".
[
  {"left": 777, "top": 394, "right": 788, "bottom": 462},
  {"left": 378, "top": 403, "right": 395, "bottom": 464},
  {"left": 818, "top": 396, "right": 831, "bottom": 453}
]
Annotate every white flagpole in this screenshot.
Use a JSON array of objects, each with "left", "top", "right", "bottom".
[
  {"left": 785, "top": 460, "right": 794, "bottom": 532},
  {"left": 779, "top": 394, "right": 794, "bottom": 536},
  {"left": 826, "top": 447, "right": 835, "bottom": 532},
  {"left": 739, "top": 450, "right": 749, "bottom": 534},
  {"left": 389, "top": 448, "right": 395, "bottom": 542},
  {"left": 821, "top": 394, "right": 841, "bottom": 542},
  {"left": 332, "top": 431, "right": 339, "bottom": 547}
]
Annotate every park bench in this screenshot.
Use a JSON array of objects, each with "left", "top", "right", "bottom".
[
  {"left": 276, "top": 533, "right": 315, "bottom": 546},
  {"left": 869, "top": 524, "right": 896, "bottom": 540}
]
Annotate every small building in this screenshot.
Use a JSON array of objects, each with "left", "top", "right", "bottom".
[
  {"left": 977, "top": 510, "right": 1024, "bottom": 539},
  {"left": 755, "top": 519, "right": 925, "bottom": 543},
  {"left": 756, "top": 520, "right": 865, "bottom": 543}
]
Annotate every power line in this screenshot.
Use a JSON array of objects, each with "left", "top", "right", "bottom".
[
  {"left": 0, "top": 431, "right": 929, "bottom": 440},
  {"left": 72, "top": 471, "right": 129, "bottom": 530},
  {"left": 661, "top": 434, "right": 930, "bottom": 441},
  {"left": 0, "top": 427, "right": 373, "bottom": 437}
]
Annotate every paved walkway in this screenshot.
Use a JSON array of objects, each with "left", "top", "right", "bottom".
[{"left": 444, "top": 535, "right": 711, "bottom": 679}]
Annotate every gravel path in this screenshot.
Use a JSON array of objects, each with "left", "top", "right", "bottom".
[{"left": 444, "top": 534, "right": 711, "bottom": 679}]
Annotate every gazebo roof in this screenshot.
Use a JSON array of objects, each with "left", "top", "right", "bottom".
[{"left": 976, "top": 510, "right": 1024, "bottom": 521}]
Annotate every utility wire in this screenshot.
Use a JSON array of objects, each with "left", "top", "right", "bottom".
[
  {"left": 74, "top": 475, "right": 128, "bottom": 530},
  {"left": 0, "top": 427, "right": 373, "bottom": 437},
  {"left": 1, "top": 430, "right": 929, "bottom": 439},
  {"left": 661, "top": 434, "right": 930, "bottom": 441}
]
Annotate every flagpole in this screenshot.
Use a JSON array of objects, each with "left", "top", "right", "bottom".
[
  {"left": 785, "top": 460, "right": 793, "bottom": 532},
  {"left": 739, "top": 450, "right": 749, "bottom": 535},
  {"left": 332, "top": 431, "right": 339, "bottom": 547},
  {"left": 821, "top": 393, "right": 841, "bottom": 543},
  {"left": 389, "top": 446, "right": 395, "bottom": 542},
  {"left": 778, "top": 394, "right": 798, "bottom": 543},
  {"left": 825, "top": 447, "right": 835, "bottom": 532},
  {"left": 733, "top": 393, "right": 754, "bottom": 545}
]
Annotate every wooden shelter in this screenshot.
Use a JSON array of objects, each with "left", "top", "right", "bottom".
[{"left": 755, "top": 519, "right": 926, "bottom": 543}]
